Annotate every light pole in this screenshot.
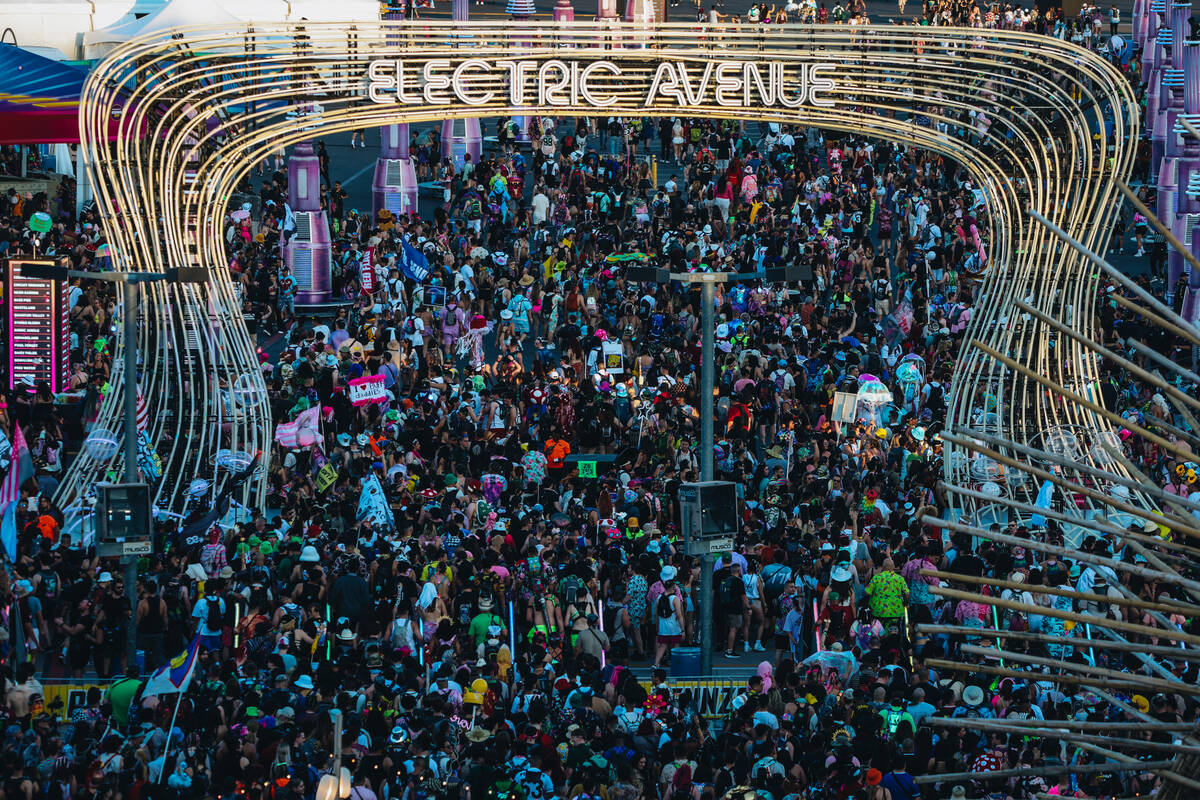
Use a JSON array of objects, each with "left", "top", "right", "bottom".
[
  {"left": 23, "top": 262, "right": 208, "bottom": 674},
  {"left": 629, "top": 264, "right": 802, "bottom": 675}
]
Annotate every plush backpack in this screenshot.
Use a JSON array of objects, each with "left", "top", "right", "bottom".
[{"left": 657, "top": 593, "right": 675, "bottom": 619}]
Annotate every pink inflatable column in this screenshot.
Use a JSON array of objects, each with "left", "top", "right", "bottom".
[
  {"left": 441, "top": 0, "right": 483, "bottom": 168},
  {"left": 373, "top": 123, "right": 419, "bottom": 219},
  {"left": 284, "top": 142, "right": 333, "bottom": 304}
]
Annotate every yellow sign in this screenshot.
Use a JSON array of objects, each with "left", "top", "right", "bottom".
[{"left": 42, "top": 681, "right": 112, "bottom": 720}]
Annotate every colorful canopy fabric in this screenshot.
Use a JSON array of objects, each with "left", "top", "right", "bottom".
[{"left": 0, "top": 44, "right": 89, "bottom": 144}]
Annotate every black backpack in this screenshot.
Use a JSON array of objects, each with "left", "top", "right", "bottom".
[
  {"left": 657, "top": 593, "right": 675, "bottom": 619},
  {"left": 718, "top": 576, "right": 737, "bottom": 607},
  {"left": 205, "top": 597, "right": 224, "bottom": 631}
]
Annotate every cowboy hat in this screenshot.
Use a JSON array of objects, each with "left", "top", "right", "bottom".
[{"left": 465, "top": 727, "right": 492, "bottom": 743}]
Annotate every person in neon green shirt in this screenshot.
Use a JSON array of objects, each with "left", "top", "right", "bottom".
[
  {"left": 467, "top": 596, "right": 507, "bottom": 650},
  {"left": 865, "top": 558, "right": 909, "bottom": 624}
]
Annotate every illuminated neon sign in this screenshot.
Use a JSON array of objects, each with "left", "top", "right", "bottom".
[{"left": 367, "top": 59, "right": 836, "bottom": 109}]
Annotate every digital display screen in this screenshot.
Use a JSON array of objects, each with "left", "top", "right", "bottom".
[
  {"left": 5, "top": 260, "right": 68, "bottom": 393},
  {"left": 101, "top": 483, "right": 151, "bottom": 541}
]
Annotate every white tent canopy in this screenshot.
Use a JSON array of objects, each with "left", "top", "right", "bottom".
[
  {"left": 82, "top": 0, "right": 286, "bottom": 60},
  {"left": 83, "top": 0, "right": 381, "bottom": 60},
  {"left": 0, "top": 0, "right": 133, "bottom": 60}
]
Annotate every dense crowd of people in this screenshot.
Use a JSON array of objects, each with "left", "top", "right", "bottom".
[{"left": 1, "top": 7, "right": 1197, "bottom": 800}]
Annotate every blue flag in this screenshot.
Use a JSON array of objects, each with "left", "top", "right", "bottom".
[
  {"left": 1, "top": 501, "right": 17, "bottom": 563},
  {"left": 1030, "top": 479, "right": 1054, "bottom": 527},
  {"left": 399, "top": 241, "right": 430, "bottom": 282}
]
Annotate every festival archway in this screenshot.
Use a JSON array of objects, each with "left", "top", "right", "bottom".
[{"left": 64, "top": 22, "right": 1138, "bottom": 515}]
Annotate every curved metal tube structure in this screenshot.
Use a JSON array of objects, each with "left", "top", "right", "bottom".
[
  {"left": 70, "top": 21, "right": 1200, "bottom": 787},
  {"left": 64, "top": 22, "right": 1139, "bottom": 547}
]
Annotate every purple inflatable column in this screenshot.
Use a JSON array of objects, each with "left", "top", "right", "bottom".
[
  {"left": 1160, "top": 6, "right": 1189, "bottom": 186},
  {"left": 1152, "top": 25, "right": 1174, "bottom": 184},
  {"left": 373, "top": 123, "right": 419, "bottom": 219},
  {"left": 1178, "top": 40, "right": 1200, "bottom": 215},
  {"left": 1187, "top": 222, "right": 1200, "bottom": 323},
  {"left": 284, "top": 141, "right": 332, "bottom": 304},
  {"left": 441, "top": 0, "right": 483, "bottom": 169},
  {"left": 1159, "top": 3, "right": 1191, "bottom": 299},
  {"left": 553, "top": 0, "right": 574, "bottom": 19},
  {"left": 1144, "top": 1, "right": 1167, "bottom": 83},
  {"left": 1160, "top": 161, "right": 1182, "bottom": 304}
]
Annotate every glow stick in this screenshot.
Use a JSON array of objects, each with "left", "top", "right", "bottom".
[
  {"left": 813, "top": 598, "right": 822, "bottom": 653},
  {"left": 992, "top": 607, "right": 1004, "bottom": 667},
  {"left": 509, "top": 596, "right": 517, "bottom": 659},
  {"left": 598, "top": 600, "right": 606, "bottom": 669}
]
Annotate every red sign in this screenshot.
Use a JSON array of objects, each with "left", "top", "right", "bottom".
[{"left": 360, "top": 247, "right": 376, "bottom": 294}]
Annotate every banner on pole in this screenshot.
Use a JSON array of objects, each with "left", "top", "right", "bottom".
[
  {"left": 317, "top": 463, "right": 339, "bottom": 492},
  {"left": 357, "top": 474, "right": 394, "bottom": 530},
  {"left": 360, "top": 247, "right": 376, "bottom": 294},
  {"left": 399, "top": 241, "right": 430, "bottom": 282}
]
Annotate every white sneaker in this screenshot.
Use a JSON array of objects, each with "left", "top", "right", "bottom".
[
  {"left": 1136, "top": 249, "right": 1145, "bottom": 256},
  {"left": 754, "top": 641, "right": 766, "bottom": 651},
  {"left": 743, "top": 642, "right": 750, "bottom": 654}
]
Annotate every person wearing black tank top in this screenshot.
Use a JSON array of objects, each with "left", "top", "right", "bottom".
[
  {"left": 136, "top": 578, "right": 168, "bottom": 673},
  {"left": 3, "top": 760, "right": 34, "bottom": 800}
]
